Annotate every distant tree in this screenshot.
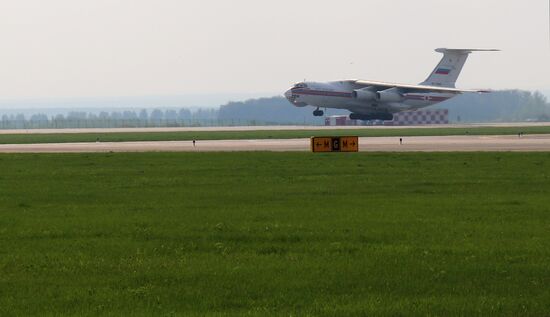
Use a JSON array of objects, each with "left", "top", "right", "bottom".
[
  {"left": 1, "top": 114, "right": 9, "bottom": 128},
  {"left": 193, "top": 108, "right": 219, "bottom": 121},
  {"left": 165, "top": 110, "right": 178, "bottom": 120},
  {"left": 150, "top": 109, "right": 164, "bottom": 125},
  {"left": 99, "top": 111, "right": 110, "bottom": 119},
  {"left": 150, "top": 109, "right": 164, "bottom": 120},
  {"left": 13, "top": 114, "right": 25, "bottom": 128},
  {"left": 67, "top": 112, "right": 87, "bottom": 120},
  {"left": 178, "top": 108, "right": 192, "bottom": 120},
  {"left": 110, "top": 112, "right": 122, "bottom": 120},
  {"left": 139, "top": 109, "right": 148, "bottom": 121},
  {"left": 30, "top": 114, "right": 49, "bottom": 122},
  {"left": 122, "top": 111, "right": 137, "bottom": 120}
]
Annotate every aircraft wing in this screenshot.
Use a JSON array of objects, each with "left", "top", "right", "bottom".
[{"left": 353, "top": 80, "right": 490, "bottom": 94}]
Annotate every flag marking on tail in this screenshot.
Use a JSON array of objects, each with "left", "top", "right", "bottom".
[{"left": 421, "top": 48, "right": 499, "bottom": 88}]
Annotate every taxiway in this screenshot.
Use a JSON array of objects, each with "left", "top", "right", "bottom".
[{"left": 0, "top": 135, "right": 548, "bottom": 153}]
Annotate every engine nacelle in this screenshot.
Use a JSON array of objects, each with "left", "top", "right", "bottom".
[
  {"left": 352, "top": 89, "right": 377, "bottom": 101},
  {"left": 376, "top": 90, "right": 404, "bottom": 103}
]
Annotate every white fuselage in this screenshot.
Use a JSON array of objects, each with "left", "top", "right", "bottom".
[{"left": 284, "top": 81, "right": 457, "bottom": 116}]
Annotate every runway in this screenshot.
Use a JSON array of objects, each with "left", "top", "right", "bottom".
[
  {"left": 1, "top": 122, "right": 550, "bottom": 134},
  {"left": 0, "top": 134, "right": 549, "bottom": 153}
]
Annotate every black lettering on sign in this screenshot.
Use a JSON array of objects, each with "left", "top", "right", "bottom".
[{"left": 332, "top": 138, "right": 341, "bottom": 152}]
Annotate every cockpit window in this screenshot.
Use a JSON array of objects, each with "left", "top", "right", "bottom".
[{"left": 294, "top": 83, "right": 308, "bottom": 89}]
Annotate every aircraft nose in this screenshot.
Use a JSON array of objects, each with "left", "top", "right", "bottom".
[{"left": 284, "top": 89, "right": 293, "bottom": 101}]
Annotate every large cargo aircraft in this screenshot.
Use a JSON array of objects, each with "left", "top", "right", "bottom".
[{"left": 284, "top": 48, "right": 498, "bottom": 121}]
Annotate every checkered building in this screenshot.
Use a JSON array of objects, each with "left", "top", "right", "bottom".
[{"left": 392, "top": 109, "right": 449, "bottom": 125}]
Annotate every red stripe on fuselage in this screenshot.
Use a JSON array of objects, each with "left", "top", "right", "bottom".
[{"left": 293, "top": 89, "right": 452, "bottom": 102}]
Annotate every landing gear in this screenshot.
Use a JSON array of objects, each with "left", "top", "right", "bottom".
[{"left": 313, "top": 108, "right": 324, "bottom": 117}]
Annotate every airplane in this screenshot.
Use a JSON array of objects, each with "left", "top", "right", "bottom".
[{"left": 284, "top": 48, "right": 498, "bottom": 121}]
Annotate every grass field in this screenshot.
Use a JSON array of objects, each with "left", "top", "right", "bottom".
[
  {"left": 1, "top": 152, "right": 549, "bottom": 316},
  {"left": 2, "top": 125, "right": 550, "bottom": 144}
]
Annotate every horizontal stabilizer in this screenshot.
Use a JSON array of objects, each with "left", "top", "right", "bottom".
[{"left": 435, "top": 48, "right": 501, "bottom": 53}]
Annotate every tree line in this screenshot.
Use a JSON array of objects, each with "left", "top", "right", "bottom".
[
  {"left": 0, "top": 90, "right": 548, "bottom": 129},
  {"left": 435, "top": 90, "right": 550, "bottom": 122},
  {"left": 0, "top": 108, "right": 219, "bottom": 129}
]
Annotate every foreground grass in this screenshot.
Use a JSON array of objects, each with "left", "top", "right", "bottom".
[
  {"left": 2, "top": 125, "right": 550, "bottom": 144},
  {"left": 0, "top": 152, "right": 549, "bottom": 316}
]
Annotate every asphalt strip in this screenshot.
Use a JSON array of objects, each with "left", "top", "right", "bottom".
[{"left": 0, "top": 135, "right": 549, "bottom": 153}]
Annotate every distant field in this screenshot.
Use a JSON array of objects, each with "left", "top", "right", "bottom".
[
  {"left": 2, "top": 125, "right": 550, "bottom": 144},
  {"left": 1, "top": 152, "right": 549, "bottom": 315}
]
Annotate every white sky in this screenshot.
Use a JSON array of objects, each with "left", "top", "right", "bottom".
[{"left": 0, "top": 0, "right": 549, "bottom": 100}]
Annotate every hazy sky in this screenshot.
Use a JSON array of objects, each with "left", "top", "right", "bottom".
[{"left": 0, "top": 0, "right": 549, "bottom": 100}]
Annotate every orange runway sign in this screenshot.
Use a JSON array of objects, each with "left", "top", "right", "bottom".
[{"left": 311, "top": 136, "right": 359, "bottom": 153}]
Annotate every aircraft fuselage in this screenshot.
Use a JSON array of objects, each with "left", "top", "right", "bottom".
[{"left": 285, "top": 80, "right": 456, "bottom": 117}]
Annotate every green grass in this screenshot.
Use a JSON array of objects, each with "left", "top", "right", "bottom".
[
  {"left": 1, "top": 125, "right": 550, "bottom": 144},
  {"left": 0, "top": 152, "right": 549, "bottom": 316}
]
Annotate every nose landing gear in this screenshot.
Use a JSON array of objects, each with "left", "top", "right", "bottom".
[{"left": 313, "top": 107, "right": 324, "bottom": 117}]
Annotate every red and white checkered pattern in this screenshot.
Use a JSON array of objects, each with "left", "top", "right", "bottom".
[
  {"left": 325, "top": 116, "right": 359, "bottom": 126},
  {"left": 392, "top": 109, "right": 449, "bottom": 126}
]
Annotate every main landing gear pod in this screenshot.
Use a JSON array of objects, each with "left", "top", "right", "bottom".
[
  {"left": 350, "top": 113, "right": 394, "bottom": 121},
  {"left": 313, "top": 107, "right": 324, "bottom": 117}
]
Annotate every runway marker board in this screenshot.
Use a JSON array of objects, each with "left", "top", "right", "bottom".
[{"left": 311, "top": 136, "right": 359, "bottom": 152}]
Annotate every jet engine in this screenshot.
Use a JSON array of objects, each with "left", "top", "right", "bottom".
[
  {"left": 352, "top": 89, "right": 377, "bottom": 101},
  {"left": 353, "top": 88, "right": 404, "bottom": 103},
  {"left": 376, "top": 90, "right": 404, "bottom": 103}
]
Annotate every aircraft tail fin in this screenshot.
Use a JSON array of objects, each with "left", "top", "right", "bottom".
[{"left": 420, "top": 48, "right": 499, "bottom": 88}]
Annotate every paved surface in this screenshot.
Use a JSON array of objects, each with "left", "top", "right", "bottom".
[
  {"left": 0, "top": 135, "right": 549, "bottom": 153},
  {"left": 1, "top": 122, "right": 550, "bottom": 134}
]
